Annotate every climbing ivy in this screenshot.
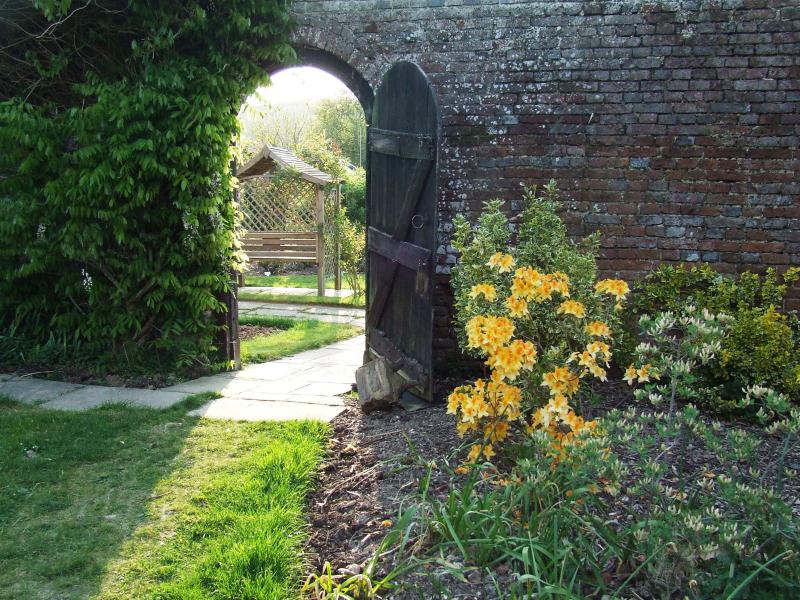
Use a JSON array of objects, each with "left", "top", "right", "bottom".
[{"left": 0, "top": 1, "right": 295, "bottom": 370}]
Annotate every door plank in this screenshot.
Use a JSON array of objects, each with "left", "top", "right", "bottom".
[{"left": 367, "top": 156, "right": 433, "bottom": 328}]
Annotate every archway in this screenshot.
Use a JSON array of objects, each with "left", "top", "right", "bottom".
[{"left": 224, "top": 50, "right": 373, "bottom": 368}]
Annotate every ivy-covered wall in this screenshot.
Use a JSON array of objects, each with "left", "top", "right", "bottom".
[{"left": 0, "top": 1, "right": 294, "bottom": 369}]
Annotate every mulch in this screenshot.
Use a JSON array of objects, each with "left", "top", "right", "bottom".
[
  {"left": 239, "top": 324, "right": 283, "bottom": 341},
  {"left": 305, "top": 395, "right": 459, "bottom": 576}
]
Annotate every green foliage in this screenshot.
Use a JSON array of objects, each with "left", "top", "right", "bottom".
[
  {"left": 0, "top": 1, "right": 294, "bottom": 370},
  {"left": 626, "top": 307, "right": 730, "bottom": 417},
  {"left": 333, "top": 208, "right": 366, "bottom": 301},
  {"left": 603, "top": 405, "right": 800, "bottom": 599},
  {"left": 620, "top": 265, "right": 800, "bottom": 408},
  {"left": 314, "top": 96, "right": 367, "bottom": 168},
  {"left": 341, "top": 166, "right": 367, "bottom": 225},
  {"left": 719, "top": 308, "right": 800, "bottom": 396}
]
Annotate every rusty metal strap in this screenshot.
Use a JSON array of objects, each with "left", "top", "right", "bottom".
[{"left": 368, "top": 127, "right": 435, "bottom": 160}]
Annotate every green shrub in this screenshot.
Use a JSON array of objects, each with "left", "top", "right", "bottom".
[
  {"left": 619, "top": 265, "right": 800, "bottom": 409},
  {"left": 0, "top": 1, "right": 294, "bottom": 370},
  {"left": 333, "top": 208, "right": 365, "bottom": 301}
]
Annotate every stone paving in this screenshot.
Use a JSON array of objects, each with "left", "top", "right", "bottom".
[
  {"left": 241, "top": 285, "right": 354, "bottom": 298},
  {"left": 238, "top": 299, "right": 365, "bottom": 327},
  {"left": 0, "top": 335, "right": 365, "bottom": 422}
]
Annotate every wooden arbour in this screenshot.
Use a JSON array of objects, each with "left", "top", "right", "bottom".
[{"left": 237, "top": 144, "right": 341, "bottom": 296}]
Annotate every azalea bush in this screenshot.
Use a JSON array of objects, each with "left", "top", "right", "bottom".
[
  {"left": 619, "top": 264, "right": 800, "bottom": 408},
  {"left": 449, "top": 184, "right": 629, "bottom": 462}
]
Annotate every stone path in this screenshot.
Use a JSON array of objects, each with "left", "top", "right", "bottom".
[
  {"left": 241, "top": 285, "right": 354, "bottom": 298},
  {"left": 0, "top": 335, "right": 365, "bottom": 422},
  {"left": 238, "top": 299, "right": 365, "bottom": 327}
]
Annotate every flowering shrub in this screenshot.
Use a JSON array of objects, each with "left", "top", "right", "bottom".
[
  {"left": 625, "top": 306, "right": 730, "bottom": 418},
  {"left": 449, "top": 186, "right": 629, "bottom": 462},
  {"left": 620, "top": 264, "right": 800, "bottom": 407}
]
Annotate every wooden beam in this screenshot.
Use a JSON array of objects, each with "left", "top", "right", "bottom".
[
  {"left": 316, "top": 187, "right": 325, "bottom": 297},
  {"left": 367, "top": 226, "right": 430, "bottom": 272}
]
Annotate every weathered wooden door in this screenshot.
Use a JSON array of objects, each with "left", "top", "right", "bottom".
[{"left": 366, "top": 61, "right": 438, "bottom": 400}]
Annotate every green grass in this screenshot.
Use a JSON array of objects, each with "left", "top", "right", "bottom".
[
  {"left": 240, "top": 315, "right": 361, "bottom": 364},
  {"left": 244, "top": 273, "right": 365, "bottom": 290},
  {"left": 239, "top": 291, "right": 365, "bottom": 308},
  {"left": 0, "top": 395, "right": 328, "bottom": 600}
]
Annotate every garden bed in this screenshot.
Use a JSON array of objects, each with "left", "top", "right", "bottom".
[{"left": 306, "top": 384, "right": 800, "bottom": 599}]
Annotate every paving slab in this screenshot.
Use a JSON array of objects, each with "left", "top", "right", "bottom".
[
  {"left": 0, "top": 378, "right": 85, "bottom": 405},
  {"left": 161, "top": 374, "right": 266, "bottom": 395},
  {"left": 40, "top": 386, "right": 190, "bottom": 411},
  {"left": 188, "top": 398, "right": 346, "bottom": 422},
  {"left": 291, "top": 381, "right": 354, "bottom": 397},
  {"left": 235, "top": 390, "right": 346, "bottom": 406},
  {"left": 3, "top": 333, "right": 365, "bottom": 423}
]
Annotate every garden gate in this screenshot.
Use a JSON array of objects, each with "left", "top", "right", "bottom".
[{"left": 366, "top": 61, "right": 438, "bottom": 401}]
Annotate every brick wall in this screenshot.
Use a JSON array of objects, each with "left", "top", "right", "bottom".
[{"left": 290, "top": 0, "right": 800, "bottom": 368}]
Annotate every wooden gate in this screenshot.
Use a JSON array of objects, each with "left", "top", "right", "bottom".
[{"left": 366, "top": 62, "right": 438, "bottom": 400}]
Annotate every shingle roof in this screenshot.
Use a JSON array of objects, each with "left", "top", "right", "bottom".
[{"left": 237, "top": 144, "right": 334, "bottom": 186}]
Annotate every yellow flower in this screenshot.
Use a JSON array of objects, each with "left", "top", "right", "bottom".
[
  {"left": 484, "top": 420, "right": 509, "bottom": 443},
  {"left": 466, "top": 315, "right": 515, "bottom": 354},
  {"left": 585, "top": 321, "right": 612, "bottom": 338},
  {"left": 456, "top": 420, "right": 478, "bottom": 438},
  {"left": 447, "top": 390, "right": 467, "bottom": 415},
  {"left": 470, "top": 283, "right": 497, "bottom": 302},
  {"left": 557, "top": 299, "right": 586, "bottom": 318},
  {"left": 623, "top": 365, "right": 637, "bottom": 385},
  {"left": 467, "top": 443, "right": 495, "bottom": 462},
  {"left": 586, "top": 341, "right": 612, "bottom": 363},
  {"left": 505, "top": 294, "right": 529, "bottom": 317},
  {"left": 637, "top": 363, "right": 659, "bottom": 383},
  {"left": 595, "top": 278, "right": 630, "bottom": 301},
  {"left": 485, "top": 338, "right": 537, "bottom": 381},
  {"left": 541, "top": 366, "right": 580, "bottom": 398},
  {"left": 487, "top": 252, "right": 515, "bottom": 273}
]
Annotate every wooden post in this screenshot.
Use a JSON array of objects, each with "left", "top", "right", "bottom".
[
  {"left": 316, "top": 186, "right": 325, "bottom": 297},
  {"left": 335, "top": 183, "right": 342, "bottom": 291}
]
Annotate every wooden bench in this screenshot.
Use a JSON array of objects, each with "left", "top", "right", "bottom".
[{"left": 241, "top": 231, "right": 325, "bottom": 295}]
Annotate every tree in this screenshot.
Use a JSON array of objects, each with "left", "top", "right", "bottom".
[{"left": 314, "top": 96, "right": 367, "bottom": 167}]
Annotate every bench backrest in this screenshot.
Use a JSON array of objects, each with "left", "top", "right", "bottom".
[{"left": 241, "top": 231, "right": 319, "bottom": 263}]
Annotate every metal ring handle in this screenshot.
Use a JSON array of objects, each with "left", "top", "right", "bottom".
[{"left": 411, "top": 214, "right": 424, "bottom": 229}]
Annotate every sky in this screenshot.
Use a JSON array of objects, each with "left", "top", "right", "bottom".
[{"left": 242, "top": 66, "right": 354, "bottom": 112}]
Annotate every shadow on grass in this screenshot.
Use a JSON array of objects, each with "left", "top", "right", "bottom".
[{"left": 0, "top": 394, "right": 328, "bottom": 599}]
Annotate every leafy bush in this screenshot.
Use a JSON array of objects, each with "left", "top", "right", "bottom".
[
  {"left": 341, "top": 167, "right": 366, "bottom": 225},
  {"left": 333, "top": 209, "right": 365, "bottom": 301},
  {"left": 448, "top": 183, "right": 627, "bottom": 462},
  {"left": 620, "top": 265, "right": 800, "bottom": 408},
  {"left": 0, "top": 1, "right": 294, "bottom": 370}
]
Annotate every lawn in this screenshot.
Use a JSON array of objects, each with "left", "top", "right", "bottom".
[
  {"left": 244, "top": 273, "right": 365, "bottom": 290},
  {"left": 239, "top": 315, "right": 361, "bottom": 364},
  {"left": 0, "top": 396, "right": 329, "bottom": 600}
]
